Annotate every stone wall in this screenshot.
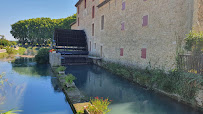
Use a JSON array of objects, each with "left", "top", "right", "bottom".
[
  {"left": 71, "top": 22, "right": 78, "bottom": 30},
  {"left": 193, "top": 0, "right": 203, "bottom": 32},
  {"left": 73, "top": 0, "right": 197, "bottom": 70},
  {"left": 49, "top": 52, "right": 61, "bottom": 67}
]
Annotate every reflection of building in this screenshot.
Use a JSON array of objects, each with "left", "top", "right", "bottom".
[{"left": 72, "top": 0, "right": 203, "bottom": 70}]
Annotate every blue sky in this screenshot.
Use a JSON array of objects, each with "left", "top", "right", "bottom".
[{"left": 0, "top": 0, "right": 77, "bottom": 41}]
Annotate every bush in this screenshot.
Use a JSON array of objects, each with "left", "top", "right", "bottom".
[
  {"left": 35, "top": 48, "right": 49, "bottom": 64},
  {"left": 63, "top": 74, "right": 76, "bottom": 84},
  {"left": 6, "top": 47, "right": 16, "bottom": 55},
  {"left": 86, "top": 97, "right": 111, "bottom": 114},
  {"left": 0, "top": 45, "right": 4, "bottom": 49},
  {"left": 17, "top": 47, "right": 26, "bottom": 55},
  {"left": 56, "top": 66, "right": 66, "bottom": 72}
]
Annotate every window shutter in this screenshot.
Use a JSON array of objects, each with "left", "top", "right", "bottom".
[
  {"left": 141, "top": 48, "right": 146, "bottom": 59},
  {"left": 122, "top": 2, "right": 125, "bottom": 10},
  {"left": 121, "top": 22, "right": 125, "bottom": 30},
  {"left": 120, "top": 48, "right": 124, "bottom": 56},
  {"left": 142, "top": 15, "right": 148, "bottom": 26}
]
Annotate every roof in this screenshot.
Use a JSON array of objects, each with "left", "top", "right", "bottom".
[
  {"left": 75, "top": 0, "right": 83, "bottom": 7},
  {"left": 97, "top": 0, "right": 111, "bottom": 8},
  {"left": 70, "top": 21, "right": 76, "bottom": 26}
]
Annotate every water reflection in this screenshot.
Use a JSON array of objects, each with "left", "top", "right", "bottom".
[
  {"left": 65, "top": 65, "right": 202, "bottom": 114},
  {"left": 0, "top": 58, "right": 73, "bottom": 114}
]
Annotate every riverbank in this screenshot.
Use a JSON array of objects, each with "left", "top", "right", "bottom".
[
  {"left": 93, "top": 60, "right": 203, "bottom": 112},
  {"left": 51, "top": 66, "right": 89, "bottom": 114}
]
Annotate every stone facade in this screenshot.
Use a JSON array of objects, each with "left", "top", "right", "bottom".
[{"left": 72, "top": 0, "right": 203, "bottom": 70}]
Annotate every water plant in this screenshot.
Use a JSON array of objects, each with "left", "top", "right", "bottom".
[
  {"left": 64, "top": 74, "right": 76, "bottom": 84},
  {"left": 56, "top": 66, "right": 66, "bottom": 72},
  {"left": 85, "top": 97, "right": 112, "bottom": 114}
]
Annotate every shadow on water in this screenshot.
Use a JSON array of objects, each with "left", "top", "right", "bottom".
[{"left": 65, "top": 64, "right": 202, "bottom": 114}]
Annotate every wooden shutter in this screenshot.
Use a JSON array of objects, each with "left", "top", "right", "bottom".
[
  {"left": 141, "top": 48, "right": 146, "bottom": 59},
  {"left": 120, "top": 48, "right": 124, "bottom": 56},
  {"left": 122, "top": 2, "right": 125, "bottom": 10},
  {"left": 142, "top": 15, "right": 148, "bottom": 26}
]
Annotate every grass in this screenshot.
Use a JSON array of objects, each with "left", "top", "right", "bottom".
[{"left": 0, "top": 53, "right": 8, "bottom": 58}]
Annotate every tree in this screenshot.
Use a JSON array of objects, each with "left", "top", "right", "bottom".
[{"left": 10, "top": 14, "right": 76, "bottom": 47}]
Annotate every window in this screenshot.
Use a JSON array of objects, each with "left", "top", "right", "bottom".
[
  {"left": 94, "top": 43, "right": 96, "bottom": 49},
  {"left": 121, "top": 22, "right": 125, "bottom": 31},
  {"left": 120, "top": 48, "right": 124, "bottom": 56},
  {"left": 77, "top": 18, "right": 79, "bottom": 26},
  {"left": 101, "top": 15, "right": 104, "bottom": 30},
  {"left": 90, "top": 41, "right": 91, "bottom": 51},
  {"left": 141, "top": 48, "right": 146, "bottom": 59},
  {"left": 85, "top": 0, "right": 87, "bottom": 8},
  {"left": 122, "top": 1, "right": 125, "bottom": 10},
  {"left": 92, "top": 23, "right": 94, "bottom": 36},
  {"left": 142, "top": 15, "right": 148, "bottom": 26},
  {"left": 78, "top": 6, "right": 79, "bottom": 14},
  {"left": 92, "top": 6, "right": 95, "bottom": 18}
]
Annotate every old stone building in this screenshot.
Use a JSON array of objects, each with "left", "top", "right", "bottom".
[{"left": 71, "top": 0, "right": 203, "bottom": 70}]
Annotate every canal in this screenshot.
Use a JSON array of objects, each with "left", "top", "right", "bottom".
[
  {"left": 0, "top": 58, "right": 73, "bottom": 114},
  {"left": 0, "top": 57, "right": 202, "bottom": 114},
  {"left": 65, "top": 65, "right": 202, "bottom": 114}
]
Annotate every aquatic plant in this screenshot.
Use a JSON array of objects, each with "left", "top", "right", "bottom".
[
  {"left": 62, "top": 74, "right": 76, "bottom": 84},
  {"left": 56, "top": 66, "right": 66, "bottom": 72},
  {"left": 85, "top": 97, "right": 112, "bottom": 114}
]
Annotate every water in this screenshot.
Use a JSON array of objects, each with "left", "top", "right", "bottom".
[
  {"left": 0, "top": 58, "right": 73, "bottom": 114},
  {"left": 65, "top": 65, "right": 202, "bottom": 114}
]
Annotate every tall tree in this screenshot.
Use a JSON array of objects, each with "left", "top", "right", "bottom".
[{"left": 10, "top": 14, "right": 76, "bottom": 46}]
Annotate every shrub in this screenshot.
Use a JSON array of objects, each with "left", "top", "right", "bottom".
[
  {"left": 17, "top": 47, "right": 26, "bottom": 55},
  {"left": 6, "top": 46, "right": 16, "bottom": 55},
  {"left": 0, "top": 45, "right": 4, "bottom": 49},
  {"left": 56, "top": 66, "right": 66, "bottom": 72},
  {"left": 86, "top": 97, "right": 111, "bottom": 114},
  {"left": 35, "top": 48, "right": 49, "bottom": 64},
  {"left": 62, "top": 74, "right": 76, "bottom": 84}
]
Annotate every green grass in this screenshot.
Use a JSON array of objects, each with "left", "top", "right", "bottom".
[{"left": 0, "top": 52, "right": 8, "bottom": 58}]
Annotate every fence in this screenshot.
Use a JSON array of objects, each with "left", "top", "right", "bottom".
[{"left": 178, "top": 54, "right": 203, "bottom": 74}]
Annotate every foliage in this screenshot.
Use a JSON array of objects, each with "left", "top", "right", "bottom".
[
  {"left": 85, "top": 97, "right": 111, "bottom": 114},
  {"left": 61, "top": 74, "right": 76, "bottom": 84},
  {"left": 0, "top": 38, "right": 10, "bottom": 47},
  {"left": 185, "top": 31, "right": 203, "bottom": 54},
  {"left": 0, "top": 53, "right": 8, "bottom": 58},
  {"left": 17, "top": 47, "right": 26, "bottom": 55},
  {"left": 10, "top": 14, "right": 76, "bottom": 46},
  {"left": 0, "top": 45, "right": 4, "bottom": 49},
  {"left": 56, "top": 66, "right": 66, "bottom": 72},
  {"left": 35, "top": 48, "right": 49, "bottom": 64},
  {"left": 6, "top": 47, "right": 16, "bottom": 55},
  {"left": 102, "top": 61, "right": 203, "bottom": 101},
  {"left": 0, "top": 109, "right": 22, "bottom": 114}
]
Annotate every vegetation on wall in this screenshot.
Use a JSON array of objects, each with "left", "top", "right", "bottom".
[
  {"left": 101, "top": 61, "right": 203, "bottom": 102},
  {"left": 35, "top": 48, "right": 50, "bottom": 64},
  {"left": 185, "top": 31, "right": 203, "bottom": 54},
  {"left": 10, "top": 14, "right": 76, "bottom": 46}
]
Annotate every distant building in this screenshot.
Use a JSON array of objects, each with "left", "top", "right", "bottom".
[{"left": 71, "top": 0, "right": 203, "bottom": 70}]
